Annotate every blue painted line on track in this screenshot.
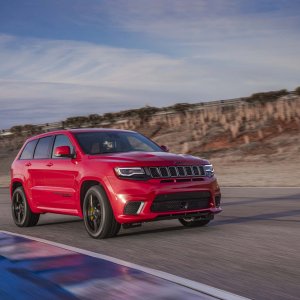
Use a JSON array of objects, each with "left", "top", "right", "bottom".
[{"left": 0, "top": 232, "right": 218, "bottom": 299}]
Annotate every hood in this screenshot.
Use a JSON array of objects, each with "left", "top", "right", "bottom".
[{"left": 87, "top": 151, "right": 209, "bottom": 166}]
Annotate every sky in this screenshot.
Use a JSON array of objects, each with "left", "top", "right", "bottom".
[{"left": 0, "top": 0, "right": 300, "bottom": 129}]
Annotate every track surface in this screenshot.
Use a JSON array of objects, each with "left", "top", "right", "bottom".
[
  {"left": 0, "top": 232, "right": 223, "bottom": 300},
  {"left": 1, "top": 187, "right": 300, "bottom": 299}
]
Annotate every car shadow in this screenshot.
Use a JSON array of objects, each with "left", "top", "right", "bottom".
[
  {"left": 222, "top": 193, "right": 300, "bottom": 207},
  {"left": 37, "top": 219, "right": 81, "bottom": 227},
  {"left": 212, "top": 209, "right": 300, "bottom": 226},
  {"left": 36, "top": 208, "right": 300, "bottom": 235},
  {"left": 117, "top": 225, "right": 189, "bottom": 237}
]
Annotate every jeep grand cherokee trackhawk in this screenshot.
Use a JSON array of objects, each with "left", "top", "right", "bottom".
[{"left": 10, "top": 129, "right": 222, "bottom": 238}]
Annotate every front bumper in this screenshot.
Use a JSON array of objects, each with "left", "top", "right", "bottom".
[{"left": 106, "top": 175, "right": 222, "bottom": 224}]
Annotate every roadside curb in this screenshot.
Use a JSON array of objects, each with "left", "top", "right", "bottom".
[{"left": 1, "top": 230, "right": 250, "bottom": 300}]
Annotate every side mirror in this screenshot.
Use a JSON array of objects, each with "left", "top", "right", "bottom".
[
  {"left": 54, "top": 146, "right": 73, "bottom": 158},
  {"left": 160, "top": 145, "right": 169, "bottom": 152}
]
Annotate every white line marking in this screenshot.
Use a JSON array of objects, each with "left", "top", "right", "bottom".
[{"left": 1, "top": 230, "right": 250, "bottom": 300}]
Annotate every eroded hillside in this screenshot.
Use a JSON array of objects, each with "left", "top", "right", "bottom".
[{"left": 1, "top": 91, "right": 300, "bottom": 187}]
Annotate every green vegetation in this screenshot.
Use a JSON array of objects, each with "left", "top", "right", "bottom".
[
  {"left": 245, "top": 89, "right": 289, "bottom": 104},
  {"left": 171, "top": 103, "right": 196, "bottom": 113},
  {"left": 65, "top": 116, "right": 89, "bottom": 128},
  {"left": 10, "top": 124, "right": 42, "bottom": 135}
]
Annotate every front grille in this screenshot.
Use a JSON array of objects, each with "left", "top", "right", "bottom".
[
  {"left": 169, "top": 166, "right": 177, "bottom": 176},
  {"left": 147, "top": 166, "right": 205, "bottom": 178},
  {"left": 159, "top": 167, "right": 169, "bottom": 177},
  {"left": 149, "top": 167, "right": 160, "bottom": 178},
  {"left": 192, "top": 166, "right": 200, "bottom": 176},
  {"left": 185, "top": 166, "right": 193, "bottom": 176},
  {"left": 151, "top": 191, "right": 211, "bottom": 212},
  {"left": 177, "top": 166, "right": 185, "bottom": 176}
]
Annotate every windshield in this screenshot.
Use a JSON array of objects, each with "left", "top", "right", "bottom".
[{"left": 74, "top": 131, "right": 162, "bottom": 155}]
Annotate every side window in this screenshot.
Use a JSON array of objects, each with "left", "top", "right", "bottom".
[
  {"left": 19, "top": 140, "right": 38, "bottom": 160},
  {"left": 52, "top": 135, "right": 74, "bottom": 158},
  {"left": 33, "top": 136, "right": 53, "bottom": 159}
]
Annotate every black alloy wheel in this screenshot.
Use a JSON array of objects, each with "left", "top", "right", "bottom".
[
  {"left": 83, "top": 185, "right": 120, "bottom": 239},
  {"left": 11, "top": 187, "right": 40, "bottom": 227}
]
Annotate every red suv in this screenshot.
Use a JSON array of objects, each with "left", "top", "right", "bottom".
[{"left": 10, "top": 129, "right": 221, "bottom": 238}]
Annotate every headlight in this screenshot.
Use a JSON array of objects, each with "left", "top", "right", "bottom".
[
  {"left": 203, "top": 164, "right": 214, "bottom": 177},
  {"left": 114, "top": 167, "right": 149, "bottom": 180}
]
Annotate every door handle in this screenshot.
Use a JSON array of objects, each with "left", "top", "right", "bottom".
[
  {"left": 46, "top": 162, "right": 53, "bottom": 167},
  {"left": 25, "top": 162, "right": 31, "bottom": 167}
]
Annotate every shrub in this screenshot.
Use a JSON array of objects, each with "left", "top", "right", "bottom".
[
  {"left": 171, "top": 103, "right": 195, "bottom": 113},
  {"left": 65, "top": 116, "right": 88, "bottom": 128},
  {"left": 245, "top": 89, "right": 289, "bottom": 104},
  {"left": 10, "top": 125, "right": 23, "bottom": 134},
  {"left": 103, "top": 113, "right": 115, "bottom": 123},
  {"left": 136, "top": 106, "right": 159, "bottom": 123}
]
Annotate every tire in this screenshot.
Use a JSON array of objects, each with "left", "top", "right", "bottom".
[
  {"left": 178, "top": 215, "right": 213, "bottom": 227},
  {"left": 83, "top": 185, "right": 120, "bottom": 239},
  {"left": 11, "top": 187, "right": 40, "bottom": 227}
]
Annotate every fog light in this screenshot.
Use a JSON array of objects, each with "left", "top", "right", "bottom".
[
  {"left": 215, "top": 195, "right": 221, "bottom": 207},
  {"left": 124, "top": 201, "right": 144, "bottom": 215}
]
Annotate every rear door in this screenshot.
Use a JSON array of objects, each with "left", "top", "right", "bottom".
[
  {"left": 30, "top": 135, "right": 54, "bottom": 208},
  {"left": 17, "top": 139, "right": 39, "bottom": 206}
]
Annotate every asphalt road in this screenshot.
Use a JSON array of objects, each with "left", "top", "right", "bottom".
[{"left": 1, "top": 187, "right": 300, "bottom": 300}]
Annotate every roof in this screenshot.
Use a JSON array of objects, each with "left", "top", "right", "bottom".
[
  {"left": 69, "top": 128, "right": 134, "bottom": 133},
  {"left": 25, "top": 128, "right": 136, "bottom": 141}
]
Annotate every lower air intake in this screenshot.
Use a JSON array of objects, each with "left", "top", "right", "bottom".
[{"left": 151, "top": 191, "right": 211, "bottom": 212}]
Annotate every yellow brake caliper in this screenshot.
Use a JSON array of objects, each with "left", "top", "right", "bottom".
[{"left": 89, "top": 206, "right": 95, "bottom": 221}]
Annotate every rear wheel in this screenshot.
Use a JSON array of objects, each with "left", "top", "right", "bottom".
[
  {"left": 11, "top": 187, "right": 40, "bottom": 227},
  {"left": 178, "top": 215, "right": 213, "bottom": 227},
  {"left": 83, "top": 185, "right": 120, "bottom": 239}
]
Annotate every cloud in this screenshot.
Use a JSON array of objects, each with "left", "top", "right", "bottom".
[
  {"left": 0, "top": 0, "right": 300, "bottom": 128},
  {"left": 1, "top": 31, "right": 300, "bottom": 129},
  {"left": 0, "top": 35, "right": 182, "bottom": 88},
  {"left": 93, "top": 0, "right": 300, "bottom": 40},
  {"left": 0, "top": 36, "right": 195, "bottom": 127}
]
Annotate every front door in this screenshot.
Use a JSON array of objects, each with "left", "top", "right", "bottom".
[{"left": 37, "top": 134, "right": 78, "bottom": 213}]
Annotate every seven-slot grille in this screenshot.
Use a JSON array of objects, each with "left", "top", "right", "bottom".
[{"left": 146, "top": 166, "right": 204, "bottom": 178}]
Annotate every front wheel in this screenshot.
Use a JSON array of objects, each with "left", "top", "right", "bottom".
[
  {"left": 83, "top": 185, "right": 120, "bottom": 239},
  {"left": 178, "top": 216, "right": 213, "bottom": 227},
  {"left": 11, "top": 187, "right": 40, "bottom": 227}
]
